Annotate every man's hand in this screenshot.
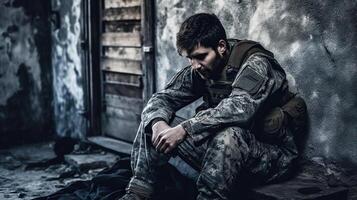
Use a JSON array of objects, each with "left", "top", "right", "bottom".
[
  {"left": 153, "top": 125, "right": 187, "bottom": 154},
  {"left": 151, "top": 120, "right": 170, "bottom": 144}
]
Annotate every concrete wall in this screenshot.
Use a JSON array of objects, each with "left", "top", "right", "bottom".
[
  {"left": 0, "top": 0, "right": 53, "bottom": 147},
  {"left": 155, "top": 0, "right": 357, "bottom": 164},
  {"left": 51, "top": 0, "right": 87, "bottom": 139},
  {"left": 0, "top": 0, "right": 91, "bottom": 144}
]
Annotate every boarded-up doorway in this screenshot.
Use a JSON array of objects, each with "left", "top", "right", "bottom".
[{"left": 85, "top": 0, "right": 155, "bottom": 153}]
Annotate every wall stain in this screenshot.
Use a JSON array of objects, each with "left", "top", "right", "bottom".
[
  {"left": 0, "top": 0, "right": 52, "bottom": 147},
  {"left": 52, "top": 0, "right": 86, "bottom": 139}
]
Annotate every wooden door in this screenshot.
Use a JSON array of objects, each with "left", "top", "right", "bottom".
[{"left": 98, "top": 0, "right": 154, "bottom": 143}]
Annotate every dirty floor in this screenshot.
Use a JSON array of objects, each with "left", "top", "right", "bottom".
[
  {"left": 0, "top": 141, "right": 120, "bottom": 200},
  {"left": 1, "top": 141, "right": 357, "bottom": 200}
]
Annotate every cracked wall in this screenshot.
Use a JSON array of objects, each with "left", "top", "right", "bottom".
[
  {"left": 0, "top": 0, "right": 53, "bottom": 147},
  {"left": 155, "top": 0, "right": 357, "bottom": 164},
  {"left": 51, "top": 0, "right": 86, "bottom": 139}
]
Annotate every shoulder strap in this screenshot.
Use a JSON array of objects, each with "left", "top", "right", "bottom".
[
  {"left": 227, "top": 40, "right": 274, "bottom": 69},
  {"left": 227, "top": 40, "right": 292, "bottom": 107}
]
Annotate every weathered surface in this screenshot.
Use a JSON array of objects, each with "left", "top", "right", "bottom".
[
  {"left": 102, "top": 57, "right": 142, "bottom": 75},
  {"left": 101, "top": 32, "right": 141, "bottom": 47},
  {"left": 100, "top": 0, "right": 145, "bottom": 143},
  {"left": 64, "top": 152, "right": 119, "bottom": 171},
  {"left": 251, "top": 178, "right": 348, "bottom": 200},
  {"left": 155, "top": 0, "right": 357, "bottom": 165},
  {"left": 0, "top": 142, "right": 115, "bottom": 200},
  {"left": 104, "top": 0, "right": 141, "bottom": 9},
  {"left": 88, "top": 136, "right": 133, "bottom": 155},
  {"left": 51, "top": 0, "right": 86, "bottom": 139},
  {"left": 0, "top": 0, "right": 53, "bottom": 147},
  {"left": 102, "top": 6, "right": 141, "bottom": 21},
  {"left": 249, "top": 157, "right": 357, "bottom": 199}
]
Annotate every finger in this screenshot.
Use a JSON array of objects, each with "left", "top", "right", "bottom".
[
  {"left": 155, "top": 137, "right": 166, "bottom": 151},
  {"left": 153, "top": 133, "right": 162, "bottom": 147},
  {"left": 159, "top": 142, "right": 169, "bottom": 153},
  {"left": 151, "top": 135, "right": 155, "bottom": 144},
  {"left": 151, "top": 132, "right": 157, "bottom": 143},
  {"left": 164, "top": 144, "right": 174, "bottom": 154}
]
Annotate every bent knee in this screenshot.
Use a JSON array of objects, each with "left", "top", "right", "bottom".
[{"left": 210, "top": 127, "right": 249, "bottom": 149}]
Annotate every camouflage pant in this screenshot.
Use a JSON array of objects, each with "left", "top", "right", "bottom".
[{"left": 127, "top": 117, "right": 298, "bottom": 200}]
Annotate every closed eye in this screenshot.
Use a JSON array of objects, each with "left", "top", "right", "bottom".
[{"left": 193, "top": 53, "right": 208, "bottom": 60}]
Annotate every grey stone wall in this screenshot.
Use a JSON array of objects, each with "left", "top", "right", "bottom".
[
  {"left": 0, "top": 0, "right": 87, "bottom": 145},
  {"left": 155, "top": 0, "right": 357, "bottom": 164},
  {"left": 51, "top": 0, "right": 86, "bottom": 139},
  {"left": 0, "top": 0, "right": 53, "bottom": 147}
]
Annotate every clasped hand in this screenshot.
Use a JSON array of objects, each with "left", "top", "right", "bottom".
[{"left": 151, "top": 121, "right": 187, "bottom": 154}]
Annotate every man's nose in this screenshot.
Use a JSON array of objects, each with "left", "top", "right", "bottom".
[{"left": 190, "top": 59, "right": 201, "bottom": 69}]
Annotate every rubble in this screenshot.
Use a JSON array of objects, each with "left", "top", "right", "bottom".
[
  {"left": 0, "top": 141, "right": 120, "bottom": 200},
  {"left": 1, "top": 141, "right": 356, "bottom": 200}
]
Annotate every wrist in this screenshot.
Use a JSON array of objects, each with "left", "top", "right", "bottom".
[
  {"left": 152, "top": 120, "right": 167, "bottom": 132},
  {"left": 176, "top": 124, "right": 187, "bottom": 136}
]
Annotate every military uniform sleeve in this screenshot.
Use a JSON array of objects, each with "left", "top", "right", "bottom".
[
  {"left": 141, "top": 66, "right": 202, "bottom": 132},
  {"left": 181, "top": 54, "right": 283, "bottom": 144}
]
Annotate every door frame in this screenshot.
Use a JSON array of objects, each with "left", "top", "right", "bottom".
[{"left": 84, "top": 0, "right": 156, "bottom": 137}]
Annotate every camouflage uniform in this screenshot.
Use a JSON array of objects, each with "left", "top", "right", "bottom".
[{"left": 126, "top": 40, "right": 301, "bottom": 200}]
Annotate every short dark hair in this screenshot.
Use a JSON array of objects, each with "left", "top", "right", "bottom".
[{"left": 176, "top": 13, "right": 227, "bottom": 55}]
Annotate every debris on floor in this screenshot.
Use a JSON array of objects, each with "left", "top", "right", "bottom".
[
  {"left": 249, "top": 157, "right": 357, "bottom": 200},
  {"left": 0, "top": 139, "right": 121, "bottom": 200},
  {"left": 1, "top": 139, "right": 357, "bottom": 200}
]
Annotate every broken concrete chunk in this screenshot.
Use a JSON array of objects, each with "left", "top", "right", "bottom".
[{"left": 64, "top": 153, "right": 119, "bottom": 171}]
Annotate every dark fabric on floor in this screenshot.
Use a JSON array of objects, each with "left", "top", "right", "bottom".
[{"left": 33, "top": 157, "right": 197, "bottom": 200}]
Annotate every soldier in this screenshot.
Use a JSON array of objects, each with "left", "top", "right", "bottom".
[{"left": 120, "top": 13, "right": 307, "bottom": 200}]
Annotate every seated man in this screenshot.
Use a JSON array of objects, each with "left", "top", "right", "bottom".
[{"left": 120, "top": 13, "right": 306, "bottom": 200}]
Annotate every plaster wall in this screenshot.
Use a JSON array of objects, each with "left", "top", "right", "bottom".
[
  {"left": 155, "top": 0, "right": 357, "bottom": 164},
  {"left": 51, "top": 0, "right": 86, "bottom": 139},
  {"left": 0, "top": 0, "right": 53, "bottom": 147}
]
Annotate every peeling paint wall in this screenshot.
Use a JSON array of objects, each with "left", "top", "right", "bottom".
[
  {"left": 155, "top": 0, "right": 357, "bottom": 164},
  {"left": 0, "top": 0, "right": 53, "bottom": 147},
  {"left": 51, "top": 0, "right": 86, "bottom": 139}
]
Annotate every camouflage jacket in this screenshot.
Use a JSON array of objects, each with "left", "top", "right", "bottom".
[{"left": 141, "top": 40, "right": 288, "bottom": 145}]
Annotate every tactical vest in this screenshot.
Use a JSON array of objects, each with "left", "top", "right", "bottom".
[
  {"left": 201, "top": 39, "right": 289, "bottom": 109},
  {"left": 198, "top": 39, "right": 307, "bottom": 143}
]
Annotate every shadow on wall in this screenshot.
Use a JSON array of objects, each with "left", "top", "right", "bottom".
[{"left": 0, "top": 0, "right": 53, "bottom": 148}]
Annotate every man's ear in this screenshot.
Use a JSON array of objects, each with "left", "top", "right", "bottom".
[{"left": 217, "top": 39, "right": 227, "bottom": 56}]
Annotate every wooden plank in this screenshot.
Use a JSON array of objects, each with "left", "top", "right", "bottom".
[
  {"left": 102, "top": 117, "right": 139, "bottom": 142},
  {"left": 101, "top": 57, "right": 142, "bottom": 75},
  {"left": 105, "top": 105, "right": 140, "bottom": 120},
  {"left": 104, "top": 0, "right": 141, "bottom": 9},
  {"left": 102, "top": 106, "right": 140, "bottom": 142},
  {"left": 103, "top": 6, "right": 141, "bottom": 21},
  {"left": 101, "top": 32, "right": 141, "bottom": 47},
  {"left": 104, "top": 72, "right": 141, "bottom": 87},
  {"left": 103, "top": 47, "right": 141, "bottom": 60},
  {"left": 105, "top": 83, "right": 142, "bottom": 98},
  {"left": 88, "top": 136, "right": 133, "bottom": 155},
  {"left": 104, "top": 94, "right": 143, "bottom": 114},
  {"left": 104, "top": 21, "right": 141, "bottom": 33}
]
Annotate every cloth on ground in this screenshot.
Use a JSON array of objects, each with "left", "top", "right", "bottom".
[{"left": 33, "top": 156, "right": 197, "bottom": 200}]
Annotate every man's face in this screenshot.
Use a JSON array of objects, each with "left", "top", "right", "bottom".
[{"left": 182, "top": 44, "right": 224, "bottom": 80}]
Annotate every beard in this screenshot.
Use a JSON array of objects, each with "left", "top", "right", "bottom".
[
  {"left": 207, "top": 50, "right": 226, "bottom": 80},
  {"left": 194, "top": 49, "right": 228, "bottom": 80}
]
